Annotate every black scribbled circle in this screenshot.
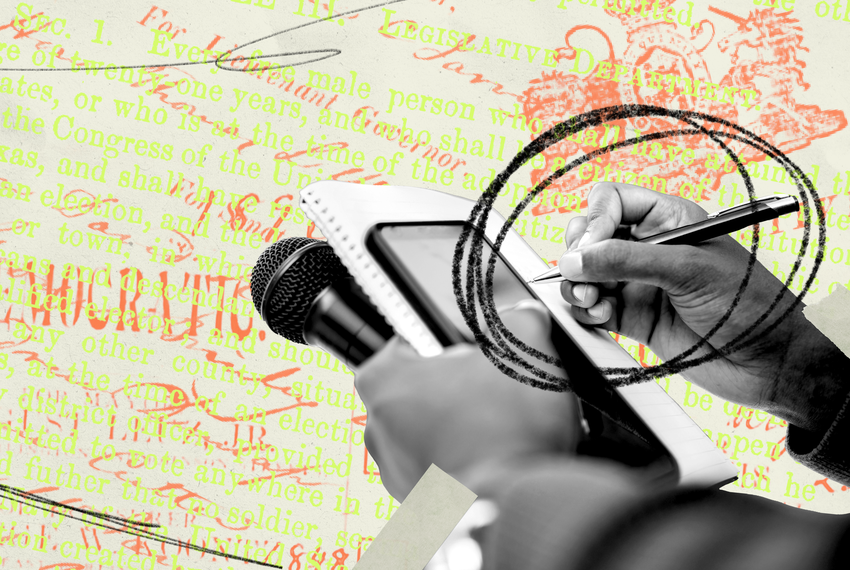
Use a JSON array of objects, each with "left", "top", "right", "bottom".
[{"left": 452, "top": 105, "right": 824, "bottom": 390}]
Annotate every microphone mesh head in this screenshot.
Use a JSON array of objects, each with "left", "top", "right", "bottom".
[{"left": 250, "top": 238, "right": 349, "bottom": 344}]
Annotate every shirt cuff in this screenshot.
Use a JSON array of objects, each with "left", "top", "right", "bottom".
[{"left": 786, "top": 386, "right": 850, "bottom": 486}]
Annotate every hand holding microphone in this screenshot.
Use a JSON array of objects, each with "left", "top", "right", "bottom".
[
  {"left": 250, "top": 237, "right": 394, "bottom": 368},
  {"left": 354, "top": 303, "right": 582, "bottom": 501},
  {"left": 250, "top": 238, "right": 581, "bottom": 501}
]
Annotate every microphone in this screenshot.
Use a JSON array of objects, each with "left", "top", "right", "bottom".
[{"left": 251, "top": 237, "right": 395, "bottom": 368}]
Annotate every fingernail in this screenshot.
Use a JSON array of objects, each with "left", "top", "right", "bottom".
[
  {"left": 588, "top": 302, "right": 607, "bottom": 320},
  {"left": 576, "top": 231, "right": 591, "bottom": 250},
  {"left": 572, "top": 283, "right": 586, "bottom": 302},
  {"left": 559, "top": 251, "right": 582, "bottom": 279}
]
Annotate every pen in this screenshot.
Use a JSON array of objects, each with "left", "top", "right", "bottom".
[{"left": 527, "top": 194, "right": 800, "bottom": 285}]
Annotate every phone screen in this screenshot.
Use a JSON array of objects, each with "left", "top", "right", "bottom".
[{"left": 369, "top": 222, "right": 541, "bottom": 344}]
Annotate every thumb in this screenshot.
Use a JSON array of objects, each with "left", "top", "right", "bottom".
[
  {"left": 490, "top": 300, "right": 567, "bottom": 382},
  {"left": 355, "top": 335, "right": 420, "bottom": 398},
  {"left": 557, "top": 239, "right": 710, "bottom": 295},
  {"left": 492, "top": 300, "right": 553, "bottom": 345}
]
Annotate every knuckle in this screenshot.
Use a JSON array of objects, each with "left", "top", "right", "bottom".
[
  {"left": 364, "top": 425, "right": 379, "bottom": 455},
  {"left": 585, "top": 211, "right": 603, "bottom": 225},
  {"left": 588, "top": 181, "right": 614, "bottom": 202},
  {"left": 353, "top": 372, "right": 374, "bottom": 400},
  {"left": 560, "top": 280, "right": 574, "bottom": 300},
  {"left": 587, "top": 243, "right": 631, "bottom": 281},
  {"left": 566, "top": 216, "right": 587, "bottom": 231},
  {"left": 590, "top": 240, "right": 626, "bottom": 271},
  {"left": 655, "top": 199, "right": 700, "bottom": 232},
  {"left": 590, "top": 180, "right": 614, "bottom": 195},
  {"left": 571, "top": 304, "right": 593, "bottom": 324},
  {"left": 675, "top": 250, "right": 713, "bottom": 291},
  {"left": 682, "top": 200, "right": 709, "bottom": 223},
  {"left": 585, "top": 212, "right": 611, "bottom": 234},
  {"left": 352, "top": 376, "right": 367, "bottom": 398},
  {"left": 589, "top": 182, "right": 604, "bottom": 196}
]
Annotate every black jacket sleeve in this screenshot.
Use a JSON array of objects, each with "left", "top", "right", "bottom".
[
  {"left": 483, "top": 457, "right": 850, "bottom": 570},
  {"left": 786, "top": 388, "right": 850, "bottom": 486}
]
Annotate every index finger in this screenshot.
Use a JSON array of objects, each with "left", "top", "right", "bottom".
[{"left": 578, "top": 182, "right": 707, "bottom": 249}]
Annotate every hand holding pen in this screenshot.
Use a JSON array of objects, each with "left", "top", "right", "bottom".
[
  {"left": 529, "top": 193, "right": 798, "bottom": 284},
  {"left": 521, "top": 182, "right": 843, "bottom": 434}
]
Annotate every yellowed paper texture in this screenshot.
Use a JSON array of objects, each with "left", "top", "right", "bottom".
[
  {"left": 803, "top": 285, "right": 850, "bottom": 359},
  {"left": 354, "top": 464, "right": 477, "bottom": 570}
]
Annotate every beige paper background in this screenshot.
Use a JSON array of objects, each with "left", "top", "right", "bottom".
[
  {"left": 1, "top": 0, "right": 850, "bottom": 568},
  {"left": 804, "top": 284, "right": 850, "bottom": 359}
]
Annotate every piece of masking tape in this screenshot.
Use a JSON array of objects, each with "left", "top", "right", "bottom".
[
  {"left": 803, "top": 285, "right": 850, "bottom": 358},
  {"left": 354, "top": 464, "right": 477, "bottom": 570}
]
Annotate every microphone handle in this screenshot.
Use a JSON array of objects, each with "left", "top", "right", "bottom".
[{"left": 303, "top": 277, "right": 395, "bottom": 368}]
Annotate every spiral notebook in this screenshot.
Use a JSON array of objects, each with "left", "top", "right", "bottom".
[{"left": 301, "top": 181, "right": 738, "bottom": 487}]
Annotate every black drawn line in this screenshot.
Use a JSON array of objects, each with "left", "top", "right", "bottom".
[
  {"left": 0, "top": 484, "right": 283, "bottom": 568},
  {"left": 453, "top": 104, "right": 822, "bottom": 389},
  {"left": 0, "top": 483, "right": 158, "bottom": 528},
  {"left": 0, "top": 0, "right": 402, "bottom": 566},
  {"left": 215, "top": 0, "right": 409, "bottom": 73},
  {"left": 0, "top": 0, "right": 408, "bottom": 73}
]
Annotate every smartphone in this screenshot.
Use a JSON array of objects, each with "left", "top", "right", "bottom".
[{"left": 366, "top": 221, "right": 675, "bottom": 472}]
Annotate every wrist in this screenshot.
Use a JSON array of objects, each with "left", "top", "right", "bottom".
[{"left": 762, "top": 313, "right": 850, "bottom": 434}]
